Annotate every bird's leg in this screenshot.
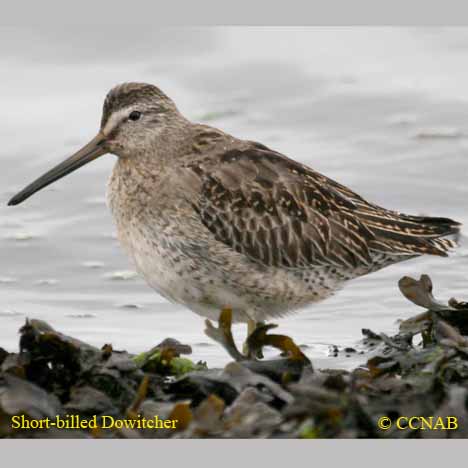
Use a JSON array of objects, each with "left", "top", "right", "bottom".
[
  {"left": 243, "top": 319, "right": 265, "bottom": 358},
  {"left": 204, "top": 308, "right": 245, "bottom": 361}
]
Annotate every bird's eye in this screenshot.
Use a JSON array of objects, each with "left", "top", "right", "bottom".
[{"left": 128, "top": 111, "right": 142, "bottom": 121}]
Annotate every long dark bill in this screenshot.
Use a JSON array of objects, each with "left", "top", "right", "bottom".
[{"left": 8, "top": 133, "right": 108, "bottom": 206}]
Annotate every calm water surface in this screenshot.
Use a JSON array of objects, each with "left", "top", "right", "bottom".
[{"left": 1, "top": 28, "right": 468, "bottom": 368}]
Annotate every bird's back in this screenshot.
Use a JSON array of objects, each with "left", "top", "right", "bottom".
[{"left": 180, "top": 127, "right": 461, "bottom": 275}]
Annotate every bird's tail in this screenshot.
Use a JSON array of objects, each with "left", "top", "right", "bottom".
[{"left": 362, "top": 212, "right": 462, "bottom": 257}]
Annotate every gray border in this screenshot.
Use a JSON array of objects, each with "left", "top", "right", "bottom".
[
  {"left": 2, "top": 439, "right": 467, "bottom": 467},
  {"left": 2, "top": 0, "right": 468, "bottom": 25}
]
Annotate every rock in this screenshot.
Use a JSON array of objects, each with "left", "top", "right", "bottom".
[
  {"left": 64, "top": 386, "right": 119, "bottom": 417},
  {"left": 0, "top": 374, "right": 62, "bottom": 437},
  {"left": 166, "top": 370, "right": 238, "bottom": 407},
  {"left": 224, "top": 387, "right": 282, "bottom": 437}
]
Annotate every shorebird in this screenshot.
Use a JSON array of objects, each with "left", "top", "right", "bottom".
[{"left": 8, "top": 82, "right": 461, "bottom": 350}]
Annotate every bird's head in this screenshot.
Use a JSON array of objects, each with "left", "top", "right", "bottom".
[
  {"left": 8, "top": 82, "right": 182, "bottom": 206},
  {"left": 100, "top": 82, "right": 182, "bottom": 159}
]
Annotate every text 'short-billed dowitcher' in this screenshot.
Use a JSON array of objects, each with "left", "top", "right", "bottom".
[{"left": 8, "top": 83, "right": 461, "bottom": 347}]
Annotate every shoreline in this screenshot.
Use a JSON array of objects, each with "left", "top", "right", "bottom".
[{"left": 1, "top": 274, "right": 468, "bottom": 439}]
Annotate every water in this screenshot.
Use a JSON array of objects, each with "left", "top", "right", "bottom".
[{"left": 1, "top": 27, "right": 468, "bottom": 369}]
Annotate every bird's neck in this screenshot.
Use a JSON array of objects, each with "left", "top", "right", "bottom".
[{"left": 119, "top": 120, "right": 193, "bottom": 171}]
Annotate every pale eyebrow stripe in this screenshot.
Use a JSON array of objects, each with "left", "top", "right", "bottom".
[{"left": 102, "top": 107, "right": 132, "bottom": 136}]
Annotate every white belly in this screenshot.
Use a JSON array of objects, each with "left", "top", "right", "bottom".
[{"left": 123, "top": 222, "right": 254, "bottom": 321}]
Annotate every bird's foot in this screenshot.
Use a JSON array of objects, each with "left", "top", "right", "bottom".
[
  {"left": 205, "top": 309, "right": 309, "bottom": 364},
  {"left": 245, "top": 323, "right": 309, "bottom": 362}
]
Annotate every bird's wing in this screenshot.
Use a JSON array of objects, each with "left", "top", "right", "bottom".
[{"left": 186, "top": 142, "right": 376, "bottom": 270}]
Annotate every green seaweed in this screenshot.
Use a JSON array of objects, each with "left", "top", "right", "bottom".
[{"left": 133, "top": 349, "right": 207, "bottom": 376}]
